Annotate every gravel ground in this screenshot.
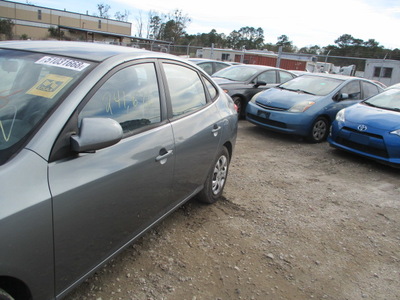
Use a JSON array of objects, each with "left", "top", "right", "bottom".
[{"left": 65, "top": 120, "right": 400, "bottom": 300}]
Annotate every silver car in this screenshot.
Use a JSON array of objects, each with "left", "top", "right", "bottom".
[{"left": 0, "top": 41, "right": 237, "bottom": 300}]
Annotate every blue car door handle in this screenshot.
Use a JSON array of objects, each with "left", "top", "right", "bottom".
[{"left": 156, "top": 149, "right": 173, "bottom": 163}]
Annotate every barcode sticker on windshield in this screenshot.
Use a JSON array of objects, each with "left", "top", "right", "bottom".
[{"left": 35, "top": 56, "right": 90, "bottom": 71}]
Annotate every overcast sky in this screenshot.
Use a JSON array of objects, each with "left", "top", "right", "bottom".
[{"left": 10, "top": 0, "right": 400, "bottom": 49}]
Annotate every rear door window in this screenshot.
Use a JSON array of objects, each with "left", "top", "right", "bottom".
[
  {"left": 362, "top": 81, "right": 380, "bottom": 99},
  {"left": 163, "top": 63, "right": 207, "bottom": 118}
]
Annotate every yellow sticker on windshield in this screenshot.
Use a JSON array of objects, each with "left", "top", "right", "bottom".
[{"left": 27, "top": 74, "right": 73, "bottom": 99}]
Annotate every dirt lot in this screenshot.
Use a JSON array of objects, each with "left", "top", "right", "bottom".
[{"left": 65, "top": 120, "right": 400, "bottom": 300}]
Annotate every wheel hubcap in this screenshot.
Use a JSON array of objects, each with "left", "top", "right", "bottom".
[
  {"left": 313, "top": 120, "right": 327, "bottom": 141},
  {"left": 212, "top": 155, "right": 228, "bottom": 195}
]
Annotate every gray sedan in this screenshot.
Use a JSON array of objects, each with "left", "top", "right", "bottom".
[{"left": 0, "top": 41, "right": 237, "bottom": 300}]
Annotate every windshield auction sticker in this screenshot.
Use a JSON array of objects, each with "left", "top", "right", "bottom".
[
  {"left": 35, "top": 56, "right": 90, "bottom": 71},
  {"left": 26, "top": 74, "right": 73, "bottom": 99}
]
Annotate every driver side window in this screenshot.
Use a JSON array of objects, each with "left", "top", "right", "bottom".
[
  {"left": 340, "top": 80, "right": 361, "bottom": 100},
  {"left": 79, "top": 63, "right": 161, "bottom": 135},
  {"left": 257, "top": 71, "right": 276, "bottom": 84}
]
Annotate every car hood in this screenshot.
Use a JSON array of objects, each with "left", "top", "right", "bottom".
[
  {"left": 255, "top": 88, "right": 321, "bottom": 110},
  {"left": 345, "top": 103, "right": 400, "bottom": 130}
]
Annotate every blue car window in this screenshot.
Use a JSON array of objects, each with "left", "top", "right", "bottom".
[
  {"left": 163, "top": 63, "right": 207, "bottom": 117},
  {"left": 365, "top": 88, "right": 400, "bottom": 110},
  {"left": 340, "top": 80, "right": 361, "bottom": 100},
  {"left": 362, "top": 81, "right": 380, "bottom": 99},
  {"left": 80, "top": 63, "right": 161, "bottom": 135}
]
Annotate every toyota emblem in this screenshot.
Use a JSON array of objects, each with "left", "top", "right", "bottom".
[{"left": 357, "top": 124, "right": 367, "bottom": 131}]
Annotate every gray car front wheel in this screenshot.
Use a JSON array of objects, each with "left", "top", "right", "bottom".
[
  {"left": 198, "top": 146, "right": 230, "bottom": 204},
  {"left": 232, "top": 96, "right": 244, "bottom": 118}
]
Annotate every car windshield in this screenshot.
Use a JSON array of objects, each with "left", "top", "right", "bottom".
[
  {"left": 278, "top": 75, "right": 344, "bottom": 96},
  {"left": 213, "top": 66, "right": 259, "bottom": 82},
  {"left": 363, "top": 88, "right": 400, "bottom": 111},
  {"left": 0, "top": 49, "right": 93, "bottom": 163}
]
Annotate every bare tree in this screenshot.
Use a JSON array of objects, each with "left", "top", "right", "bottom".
[
  {"left": 134, "top": 10, "right": 144, "bottom": 38},
  {"left": 95, "top": 3, "right": 111, "bottom": 19},
  {"left": 115, "top": 10, "right": 130, "bottom": 22}
]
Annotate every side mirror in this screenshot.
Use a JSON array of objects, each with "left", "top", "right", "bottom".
[
  {"left": 336, "top": 93, "right": 349, "bottom": 101},
  {"left": 71, "top": 118, "right": 123, "bottom": 152},
  {"left": 254, "top": 80, "right": 267, "bottom": 88}
]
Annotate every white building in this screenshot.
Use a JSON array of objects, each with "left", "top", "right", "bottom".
[
  {"left": 364, "top": 59, "right": 400, "bottom": 87},
  {"left": 196, "top": 47, "right": 277, "bottom": 63}
]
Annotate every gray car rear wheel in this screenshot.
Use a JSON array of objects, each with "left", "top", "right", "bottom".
[{"left": 198, "top": 146, "right": 230, "bottom": 204}]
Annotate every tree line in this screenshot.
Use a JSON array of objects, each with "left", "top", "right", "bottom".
[
  {"left": 128, "top": 7, "right": 400, "bottom": 63},
  {"left": 2, "top": 3, "right": 399, "bottom": 64}
]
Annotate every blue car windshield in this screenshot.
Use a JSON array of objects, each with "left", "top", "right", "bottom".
[
  {"left": 213, "top": 66, "right": 259, "bottom": 82},
  {"left": 279, "top": 75, "right": 343, "bottom": 96},
  {"left": 364, "top": 88, "right": 400, "bottom": 111},
  {"left": 0, "top": 49, "right": 94, "bottom": 164}
]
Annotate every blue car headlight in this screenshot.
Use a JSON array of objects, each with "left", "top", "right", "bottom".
[
  {"left": 288, "top": 101, "right": 315, "bottom": 112},
  {"left": 335, "top": 109, "right": 345, "bottom": 123},
  {"left": 390, "top": 129, "right": 400, "bottom": 137}
]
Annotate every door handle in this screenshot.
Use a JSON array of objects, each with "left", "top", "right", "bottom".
[
  {"left": 156, "top": 149, "right": 173, "bottom": 164},
  {"left": 212, "top": 125, "right": 221, "bottom": 137}
]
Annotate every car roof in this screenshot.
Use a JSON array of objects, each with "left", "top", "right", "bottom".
[
  {"left": 0, "top": 40, "right": 169, "bottom": 62},
  {"left": 189, "top": 58, "right": 230, "bottom": 63},
  {"left": 386, "top": 82, "right": 400, "bottom": 90},
  {"left": 298, "top": 73, "right": 384, "bottom": 84},
  {"left": 226, "top": 64, "right": 280, "bottom": 71}
]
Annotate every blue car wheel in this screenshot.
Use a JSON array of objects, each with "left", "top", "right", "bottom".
[{"left": 307, "top": 116, "right": 329, "bottom": 143}]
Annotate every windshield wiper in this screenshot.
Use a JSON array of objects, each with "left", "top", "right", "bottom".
[
  {"left": 295, "top": 89, "right": 315, "bottom": 95},
  {"left": 364, "top": 102, "right": 400, "bottom": 112},
  {"left": 214, "top": 76, "right": 235, "bottom": 81},
  {"left": 280, "top": 87, "right": 315, "bottom": 95},
  {"left": 364, "top": 102, "right": 382, "bottom": 108}
]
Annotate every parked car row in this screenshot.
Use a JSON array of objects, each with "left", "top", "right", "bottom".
[
  {"left": 0, "top": 41, "right": 238, "bottom": 300},
  {"left": 245, "top": 73, "right": 384, "bottom": 142},
  {"left": 185, "top": 59, "right": 399, "bottom": 166},
  {"left": 239, "top": 69, "right": 400, "bottom": 167}
]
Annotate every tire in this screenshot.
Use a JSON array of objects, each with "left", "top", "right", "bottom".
[
  {"left": 307, "top": 117, "right": 329, "bottom": 143},
  {"left": 198, "top": 146, "right": 230, "bottom": 204},
  {"left": 0, "top": 289, "right": 15, "bottom": 300},
  {"left": 232, "top": 96, "right": 244, "bottom": 118}
]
